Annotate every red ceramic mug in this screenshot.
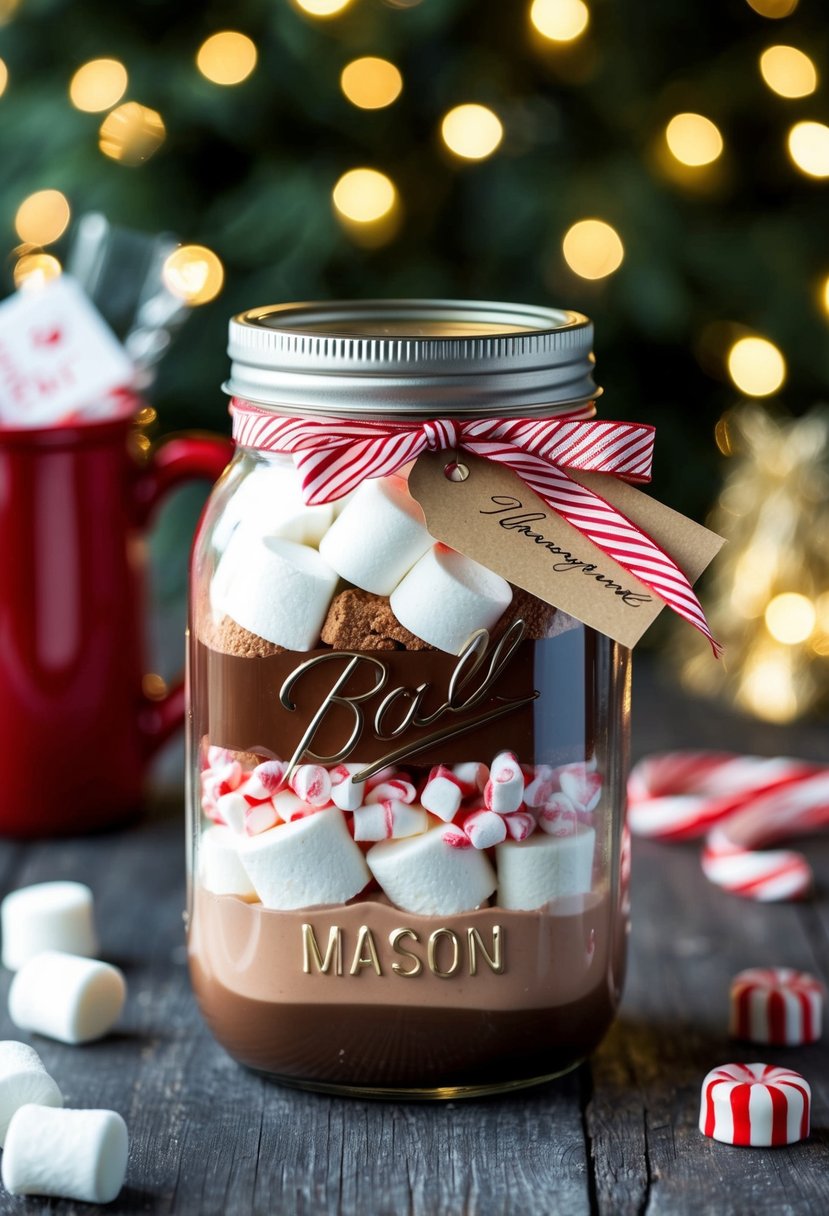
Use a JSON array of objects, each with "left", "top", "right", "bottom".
[{"left": 0, "top": 413, "right": 232, "bottom": 837}]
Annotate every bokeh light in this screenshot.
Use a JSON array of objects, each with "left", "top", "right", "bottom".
[
  {"left": 745, "top": 0, "right": 798, "bottom": 16},
  {"left": 0, "top": 0, "right": 19, "bottom": 25},
  {"left": 727, "top": 336, "right": 786, "bottom": 396},
  {"left": 196, "top": 32, "right": 257, "bottom": 86},
  {"left": 69, "top": 59, "right": 128, "bottom": 112},
  {"left": 765, "top": 593, "right": 816, "bottom": 645},
  {"left": 530, "top": 0, "right": 589, "bottom": 43},
  {"left": 332, "top": 168, "right": 397, "bottom": 223},
  {"left": 0, "top": 58, "right": 8, "bottom": 97},
  {"left": 14, "top": 189, "right": 71, "bottom": 245},
  {"left": 665, "top": 113, "right": 723, "bottom": 167},
  {"left": 293, "top": 0, "right": 352, "bottom": 16},
  {"left": 162, "top": 245, "right": 225, "bottom": 305},
  {"left": 562, "top": 219, "right": 624, "bottom": 280},
  {"left": 759, "top": 46, "right": 817, "bottom": 98},
  {"left": 13, "top": 252, "right": 62, "bottom": 290},
  {"left": 441, "top": 104, "right": 503, "bottom": 161},
  {"left": 820, "top": 274, "right": 829, "bottom": 317},
  {"left": 787, "top": 121, "right": 829, "bottom": 178},
  {"left": 340, "top": 57, "right": 402, "bottom": 109},
  {"left": 99, "top": 103, "right": 166, "bottom": 165}
]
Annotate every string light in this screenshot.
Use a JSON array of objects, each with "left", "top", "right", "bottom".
[
  {"left": 332, "top": 168, "right": 397, "bottom": 223},
  {"left": 99, "top": 103, "right": 165, "bottom": 165},
  {"left": 787, "top": 121, "right": 829, "bottom": 178},
  {"left": 340, "top": 57, "right": 402, "bottom": 110},
  {"left": 440, "top": 104, "right": 503, "bottom": 161},
  {"left": 162, "top": 245, "right": 224, "bottom": 305},
  {"left": 745, "top": 0, "right": 798, "bottom": 16},
  {"left": 13, "top": 252, "right": 62, "bottom": 290},
  {"left": 14, "top": 190, "right": 71, "bottom": 246},
  {"left": 726, "top": 336, "right": 786, "bottom": 397},
  {"left": 293, "top": 0, "right": 352, "bottom": 17},
  {"left": 665, "top": 113, "right": 723, "bottom": 167},
  {"left": 765, "top": 593, "right": 816, "bottom": 645},
  {"left": 562, "top": 219, "right": 624, "bottom": 279},
  {"left": 196, "top": 32, "right": 257, "bottom": 86},
  {"left": 759, "top": 46, "right": 817, "bottom": 98},
  {"left": 529, "top": 0, "right": 590, "bottom": 43},
  {"left": 69, "top": 59, "right": 128, "bottom": 112},
  {"left": 0, "top": 58, "right": 7, "bottom": 97},
  {"left": 820, "top": 274, "right": 829, "bottom": 317},
  {"left": 0, "top": 0, "right": 19, "bottom": 25}
]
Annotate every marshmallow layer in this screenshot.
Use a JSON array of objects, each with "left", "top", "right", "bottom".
[
  {"left": 218, "top": 536, "right": 338, "bottom": 650},
  {"left": 9, "top": 951, "right": 126, "bottom": 1045},
  {"left": 319, "top": 476, "right": 432, "bottom": 596},
  {"left": 390, "top": 545, "right": 512, "bottom": 654},
  {"left": 496, "top": 825, "right": 596, "bottom": 910},
  {"left": 1, "top": 882, "right": 98, "bottom": 972},
  {"left": 199, "top": 826, "right": 257, "bottom": 899},
  {"left": 3, "top": 1105, "right": 128, "bottom": 1203},
  {"left": 0, "top": 1042, "right": 62, "bottom": 1146},
  {"left": 367, "top": 826, "right": 497, "bottom": 916},
  {"left": 240, "top": 808, "right": 370, "bottom": 910},
  {"left": 211, "top": 457, "right": 334, "bottom": 551}
]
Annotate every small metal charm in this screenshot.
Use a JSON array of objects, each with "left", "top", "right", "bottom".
[{"left": 444, "top": 460, "right": 469, "bottom": 483}]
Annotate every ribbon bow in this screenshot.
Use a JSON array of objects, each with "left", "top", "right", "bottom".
[{"left": 231, "top": 398, "right": 719, "bottom": 653}]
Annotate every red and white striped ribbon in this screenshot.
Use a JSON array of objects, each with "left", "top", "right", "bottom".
[
  {"left": 230, "top": 398, "right": 720, "bottom": 653},
  {"left": 628, "top": 751, "right": 829, "bottom": 900}
]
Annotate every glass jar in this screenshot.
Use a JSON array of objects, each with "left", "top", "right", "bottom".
[{"left": 187, "top": 300, "right": 631, "bottom": 1098}]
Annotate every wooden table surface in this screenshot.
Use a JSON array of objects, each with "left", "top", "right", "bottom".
[{"left": 0, "top": 661, "right": 828, "bottom": 1216}]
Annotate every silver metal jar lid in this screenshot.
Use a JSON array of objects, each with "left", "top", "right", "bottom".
[{"left": 225, "top": 299, "right": 599, "bottom": 418}]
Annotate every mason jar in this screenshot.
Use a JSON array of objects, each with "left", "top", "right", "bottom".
[{"left": 187, "top": 300, "right": 630, "bottom": 1098}]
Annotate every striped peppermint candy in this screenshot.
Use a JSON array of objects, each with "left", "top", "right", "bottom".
[
  {"left": 699, "top": 1062, "right": 810, "bottom": 1146},
  {"left": 230, "top": 398, "right": 720, "bottom": 653},
  {"left": 730, "top": 968, "right": 823, "bottom": 1046}
]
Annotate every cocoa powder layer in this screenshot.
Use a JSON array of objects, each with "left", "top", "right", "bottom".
[
  {"left": 200, "top": 614, "right": 285, "bottom": 659},
  {"left": 188, "top": 886, "right": 624, "bottom": 1088},
  {"left": 321, "top": 588, "right": 433, "bottom": 651}
]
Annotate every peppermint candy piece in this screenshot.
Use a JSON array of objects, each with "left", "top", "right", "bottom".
[
  {"left": 730, "top": 968, "right": 823, "bottom": 1046},
  {"left": 699, "top": 1062, "right": 810, "bottom": 1147}
]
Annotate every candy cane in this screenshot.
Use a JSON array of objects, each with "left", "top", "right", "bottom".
[{"left": 628, "top": 751, "right": 829, "bottom": 902}]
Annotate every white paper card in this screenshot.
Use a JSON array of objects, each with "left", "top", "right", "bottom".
[{"left": 0, "top": 275, "right": 134, "bottom": 426}]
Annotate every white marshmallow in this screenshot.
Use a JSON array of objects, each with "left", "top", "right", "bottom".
[
  {"left": 218, "top": 536, "right": 338, "bottom": 650},
  {"left": 484, "top": 751, "right": 525, "bottom": 815},
  {"left": 0, "top": 1043, "right": 62, "bottom": 1146},
  {"left": 272, "top": 789, "right": 309, "bottom": 821},
  {"left": 352, "top": 800, "right": 429, "bottom": 842},
  {"left": 215, "top": 790, "right": 248, "bottom": 834},
  {"left": 364, "top": 778, "right": 416, "bottom": 805},
  {"left": 289, "top": 764, "right": 332, "bottom": 806},
  {"left": 421, "top": 768, "right": 463, "bottom": 822},
  {"left": 367, "top": 825, "right": 497, "bottom": 916},
  {"left": 318, "top": 476, "right": 432, "bottom": 596},
  {"left": 211, "top": 458, "right": 334, "bottom": 551},
  {"left": 496, "top": 825, "right": 596, "bottom": 910},
  {"left": 3, "top": 1105, "right": 128, "bottom": 1204},
  {"left": 1, "top": 882, "right": 98, "bottom": 972},
  {"left": 9, "top": 952, "right": 126, "bottom": 1045},
  {"left": 390, "top": 546, "right": 513, "bottom": 654},
  {"left": 239, "top": 808, "right": 370, "bottom": 910},
  {"left": 463, "top": 810, "right": 507, "bottom": 849},
  {"left": 330, "top": 764, "right": 366, "bottom": 811},
  {"left": 199, "top": 826, "right": 257, "bottom": 899}
]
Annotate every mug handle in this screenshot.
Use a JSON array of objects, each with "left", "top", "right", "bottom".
[{"left": 133, "top": 432, "right": 235, "bottom": 757}]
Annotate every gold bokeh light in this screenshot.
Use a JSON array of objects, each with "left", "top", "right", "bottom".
[
  {"left": 759, "top": 45, "right": 817, "bottom": 98},
  {"left": 162, "top": 245, "right": 225, "bottom": 305},
  {"left": 765, "top": 593, "right": 816, "bottom": 645},
  {"left": 726, "top": 336, "right": 786, "bottom": 397},
  {"left": 340, "top": 57, "right": 402, "bottom": 110},
  {"left": 14, "top": 190, "right": 71, "bottom": 246},
  {"left": 745, "top": 0, "right": 798, "bottom": 16},
  {"left": 69, "top": 59, "right": 128, "bottom": 112},
  {"left": 562, "top": 219, "right": 624, "bottom": 280},
  {"left": 530, "top": 0, "right": 590, "bottom": 43},
  {"left": 440, "top": 104, "right": 503, "bottom": 161},
  {"left": 293, "top": 0, "right": 352, "bottom": 16},
  {"left": 332, "top": 168, "right": 397, "bottom": 223},
  {"left": 196, "top": 32, "right": 257, "bottom": 86},
  {"left": 0, "top": 58, "right": 8, "bottom": 97},
  {"left": 787, "top": 121, "right": 829, "bottom": 178},
  {"left": 99, "top": 103, "right": 165, "bottom": 165},
  {"left": 665, "top": 113, "right": 723, "bottom": 167},
  {"left": 13, "top": 252, "right": 62, "bottom": 290}
]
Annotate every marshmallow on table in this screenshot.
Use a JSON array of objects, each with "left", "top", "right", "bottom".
[
  {"left": 318, "top": 476, "right": 433, "bottom": 596},
  {"left": 199, "top": 826, "right": 258, "bottom": 899},
  {"left": 368, "top": 825, "right": 497, "bottom": 916},
  {"left": 352, "top": 800, "right": 428, "bottom": 842},
  {"left": 217, "top": 536, "right": 338, "bottom": 650},
  {"left": 9, "top": 951, "right": 126, "bottom": 1045},
  {"left": 211, "top": 458, "right": 334, "bottom": 551},
  {"left": 730, "top": 968, "right": 823, "bottom": 1046},
  {"left": 390, "top": 545, "right": 512, "bottom": 654},
  {"left": 699, "top": 1063, "right": 811, "bottom": 1146},
  {"left": 0, "top": 1042, "right": 62, "bottom": 1146},
  {"left": 484, "top": 752, "right": 525, "bottom": 815},
  {"left": 1, "top": 882, "right": 98, "bottom": 972},
  {"left": 3, "top": 1105, "right": 128, "bottom": 1203},
  {"left": 496, "top": 825, "right": 595, "bottom": 910},
  {"left": 240, "top": 808, "right": 370, "bottom": 910}
]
